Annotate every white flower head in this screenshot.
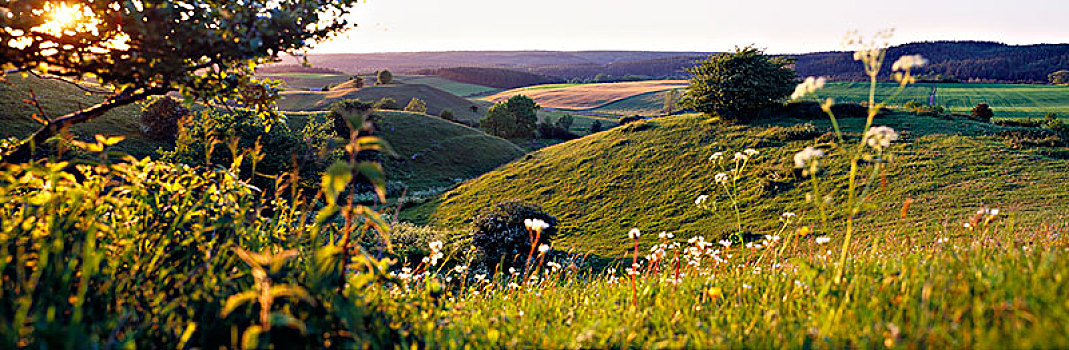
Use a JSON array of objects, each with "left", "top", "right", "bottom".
[
  {"left": 429, "top": 240, "right": 444, "bottom": 252},
  {"left": 864, "top": 126, "right": 899, "bottom": 151},
  {"left": 718, "top": 239, "right": 732, "bottom": 248},
  {"left": 734, "top": 152, "right": 748, "bottom": 161},
  {"left": 538, "top": 244, "right": 551, "bottom": 254},
  {"left": 744, "top": 148, "right": 760, "bottom": 156},
  {"left": 695, "top": 194, "right": 709, "bottom": 206},
  {"left": 815, "top": 236, "right": 831, "bottom": 245},
  {"left": 628, "top": 228, "right": 642, "bottom": 240},
  {"left": 714, "top": 172, "right": 730, "bottom": 185},
  {"left": 791, "top": 76, "right": 827, "bottom": 100},
  {"left": 891, "top": 54, "right": 928, "bottom": 71},
  {"left": 709, "top": 152, "right": 724, "bottom": 162},
  {"left": 524, "top": 218, "right": 550, "bottom": 232},
  {"left": 781, "top": 212, "right": 796, "bottom": 218},
  {"left": 658, "top": 231, "right": 674, "bottom": 239},
  {"left": 793, "top": 146, "right": 825, "bottom": 170}
]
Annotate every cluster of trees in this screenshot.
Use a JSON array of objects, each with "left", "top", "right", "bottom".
[
  {"left": 1051, "top": 71, "right": 1069, "bottom": 85},
  {"left": 564, "top": 74, "right": 650, "bottom": 84},
  {"left": 794, "top": 41, "right": 1069, "bottom": 84},
  {"left": 480, "top": 95, "right": 539, "bottom": 139},
  {"left": 415, "top": 67, "right": 562, "bottom": 89},
  {"left": 532, "top": 56, "right": 705, "bottom": 80}
]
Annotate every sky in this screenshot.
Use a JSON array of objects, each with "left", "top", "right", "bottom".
[{"left": 311, "top": 0, "right": 1069, "bottom": 54}]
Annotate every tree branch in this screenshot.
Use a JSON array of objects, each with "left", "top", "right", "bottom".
[{"left": 2, "top": 86, "right": 173, "bottom": 164}]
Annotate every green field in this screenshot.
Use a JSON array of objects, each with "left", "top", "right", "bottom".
[
  {"left": 396, "top": 75, "right": 500, "bottom": 97},
  {"left": 258, "top": 73, "right": 499, "bottom": 97},
  {"left": 805, "top": 82, "right": 1069, "bottom": 119},
  {"left": 410, "top": 112, "right": 1069, "bottom": 257}
]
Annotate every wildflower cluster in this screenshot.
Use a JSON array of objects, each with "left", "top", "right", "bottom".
[{"left": 696, "top": 148, "right": 761, "bottom": 240}]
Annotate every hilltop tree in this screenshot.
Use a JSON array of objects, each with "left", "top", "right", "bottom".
[
  {"left": 0, "top": 0, "right": 363, "bottom": 163},
  {"left": 555, "top": 114, "right": 575, "bottom": 130},
  {"left": 350, "top": 75, "right": 365, "bottom": 88},
  {"left": 481, "top": 95, "right": 539, "bottom": 139},
  {"left": 1051, "top": 70, "right": 1069, "bottom": 85},
  {"left": 404, "top": 98, "right": 428, "bottom": 113},
  {"left": 377, "top": 70, "right": 394, "bottom": 85},
  {"left": 680, "top": 46, "right": 796, "bottom": 123}
]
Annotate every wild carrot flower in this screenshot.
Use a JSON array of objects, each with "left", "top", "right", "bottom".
[
  {"left": 891, "top": 54, "right": 928, "bottom": 71},
  {"left": 718, "top": 239, "right": 732, "bottom": 248},
  {"left": 793, "top": 146, "right": 825, "bottom": 170},
  {"left": 424, "top": 240, "right": 445, "bottom": 266},
  {"left": 695, "top": 194, "right": 709, "bottom": 206},
  {"left": 658, "top": 231, "right": 674, "bottom": 239},
  {"left": 537, "top": 244, "right": 551, "bottom": 254},
  {"left": 744, "top": 148, "right": 760, "bottom": 156},
  {"left": 864, "top": 126, "right": 899, "bottom": 151},
  {"left": 524, "top": 218, "right": 550, "bottom": 232},
  {"left": 791, "top": 76, "right": 827, "bottom": 100},
  {"left": 714, "top": 172, "right": 730, "bottom": 185},
  {"left": 628, "top": 229, "right": 642, "bottom": 240},
  {"left": 709, "top": 152, "right": 724, "bottom": 162},
  {"left": 734, "top": 152, "right": 748, "bottom": 161},
  {"left": 815, "top": 236, "right": 831, "bottom": 245}
]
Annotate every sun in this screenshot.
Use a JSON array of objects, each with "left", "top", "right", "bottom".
[{"left": 36, "top": 2, "right": 94, "bottom": 37}]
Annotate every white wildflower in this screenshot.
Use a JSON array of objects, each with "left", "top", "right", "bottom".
[
  {"left": 781, "top": 212, "right": 796, "bottom": 218},
  {"left": 791, "top": 76, "right": 826, "bottom": 100},
  {"left": 815, "top": 236, "right": 831, "bottom": 245},
  {"left": 524, "top": 218, "right": 550, "bottom": 232},
  {"left": 734, "top": 152, "right": 748, "bottom": 161},
  {"left": 714, "top": 172, "right": 730, "bottom": 185},
  {"left": 793, "top": 146, "right": 825, "bottom": 169},
  {"left": 658, "top": 231, "right": 674, "bottom": 239},
  {"left": 863, "top": 126, "right": 899, "bottom": 151},
  {"left": 628, "top": 228, "right": 642, "bottom": 240},
  {"left": 718, "top": 239, "right": 732, "bottom": 248},
  {"left": 709, "top": 152, "right": 724, "bottom": 162},
  {"left": 695, "top": 194, "right": 709, "bottom": 206},
  {"left": 891, "top": 54, "right": 928, "bottom": 71},
  {"left": 744, "top": 148, "right": 760, "bottom": 156},
  {"left": 538, "top": 244, "right": 551, "bottom": 254}
]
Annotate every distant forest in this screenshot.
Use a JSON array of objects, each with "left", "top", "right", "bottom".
[{"left": 261, "top": 42, "right": 1069, "bottom": 85}]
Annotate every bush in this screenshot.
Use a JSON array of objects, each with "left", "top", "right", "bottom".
[
  {"left": 480, "top": 95, "right": 539, "bottom": 139},
  {"left": 404, "top": 98, "right": 428, "bottom": 113},
  {"left": 439, "top": 109, "right": 455, "bottom": 121},
  {"left": 329, "top": 99, "right": 375, "bottom": 137},
  {"left": 590, "top": 120, "right": 603, "bottom": 133},
  {"left": 913, "top": 105, "right": 945, "bottom": 117},
  {"left": 159, "top": 109, "right": 323, "bottom": 191},
  {"left": 829, "top": 103, "right": 869, "bottom": 119},
  {"left": 555, "top": 114, "right": 575, "bottom": 131},
  {"left": 619, "top": 115, "right": 646, "bottom": 125},
  {"left": 679, "top": 46, "right": 796, "bottom": 123},
  {"left": 783, "top": 101, "right": 824, "bottom": 119},
  {"left": 537, "top": 122, "right": 579, "bottom": 140},
  {"left": 904, "top": 100, "right": 923, "bottom": 110},
  {"left": 470, "top": 200, "right": 558, "bottom": 273},
  {"left": 377, "top": 69, "right": 393, "bottom": 85},
  {"left": 375, "top": 97, "right": 399, "bottom": 110},
  {"left": 139, "top": 96, "right": 190, "bottom": 140},
  {"left": 350, "top": 75, "right": 365, "bottom": 88},
  {"left": 972, "top": 103, "right": 994, "bottom": 122}
]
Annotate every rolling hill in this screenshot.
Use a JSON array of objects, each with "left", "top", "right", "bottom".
[
  {"left": 408, "top": 112, "right": 1069, "bottom": 257},
  {"left": 277, "top": 83, "right": 486, "bottom": 121},
  {"left": 484, "top": 80, "right": 687, "bottom": 110}
]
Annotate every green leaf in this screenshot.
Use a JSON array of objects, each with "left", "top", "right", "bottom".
[
  {"left": 321, "top": 161, "right": 353, "bottom": 205},
  {"left": 221, "top": 290, "right": 258, "bottom": 317},
  {"left": 354, "top": 162, "right": 386, "bottom": 202}
]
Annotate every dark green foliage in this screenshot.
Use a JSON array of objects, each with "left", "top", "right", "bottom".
[
  {"left": 912, "top": 105, "right": 945, "bottom": 117},
  {"left": 680, "top": 46, "right": 796, "bottom": 123},
  {"left": 329, "top": 99, "right": 375, "bottom": 138},
  {"left": 350, "top": 75, "right": 365, "bottom": 88},
  {"left": 375, "top": 97, "right": 400, "bottom": 110},
  {"left": 829, "top": 103, "right": 870, "bottom": 119},
  {"left": 404, "top": 98, "right": 428, "bottom": 113},
  {"left": 537, "top": 122, "right": 579, "bottom": 140},
  {"left": 555, "top": 114, "right": 575, "bottom": 130},
  {"left": 759, "top": 122, "right": 822, "bottom": 142},
  {"left": 159, "top": 109, "right": 324, "bottom": 191},
  {"left": 783, "top": 101, "right": 824, "bottom": 119},
  {"left": 377, "top": 70, "right": 394, "bottom": 85},
  {"left": 590, "top": 120, "right": 604, "bottom": 133},
  {"left": 619, "top": 115, "right": 646, "bottom": 125},
  {"left": 470, "top": 200, "right": 558, "bottom": 273},
  {"left": 439, "top": 109, "right": 456, "bottom": 121},
  {"left": 972, "top": 103, "right": 995, "bottom": 122},
  {"left": 904, "top": 100, "right": 923, "bottom": 110},
  {"left": 480, "top": 95, "right": 539, "bottom": 139},
  {"left": 139, "top": 96, "right": 190, "bottom": 140},
  {"left": 1050, "top": 70, "right": 1069, "bottom": 85}
]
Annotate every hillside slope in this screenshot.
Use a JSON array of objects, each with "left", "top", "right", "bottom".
[
  {"left": 410, "top": 113, "right": 1069, "bottom": 257},
  {"left": 278, "top": 83, "right": 485, "bottom": 121},
  {"left": 484, "top": 80, "right": 687, "bottom": 110}
]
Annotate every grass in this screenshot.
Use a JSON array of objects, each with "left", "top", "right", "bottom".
[
  {"left": 804, "top": 81, "right": 1069, "bottom": 119},
  {"left": 395, "top": 75, "right": 500, "bottom": 97},
  {"left": 257, "top": 73, "right": 499, "bottom": 97},
  {"left": 256, "top": 72, "right": 351, "bottom": 89},
  {"left": 408, "top": 112, "right": 1069, "bottom": 258}
]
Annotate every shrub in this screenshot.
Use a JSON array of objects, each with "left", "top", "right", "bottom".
[
  {"left": 619, "top": 115, "right": 646, "bottom": 125},
  {"left": 159, "top": 109, "right": 322, "bottom": 191},
  {"left": 377, "top": 69, "right": 394, "bottom": 85},
  {"left": 537, "top": 122, "right": 579, "bottom": 140},
  {"left": 904, "top": 100, "right": 923, "bottom": 110},
  {"left": 480, "top": 95, "right": 539, "bottom": 139},
  {"left": 555, "top": 114, "right": 575, "bottom": 131},
  {"left": 783, "top": 101, "right": 824, "bottom": 119},
  {"left": 329, "top": 99, "right": 375, "bottom": 137},
  {"left": 470, "top": 200, "right": 558, "bottom": 273},
  {"left": 350, "top": 75, "right": 365, "bottom": 88},
  {"left": 375, "top": 97, "right": 399, "bottom": 110},
  {"left": 972, "top": 103, "right": 994, "bottom": 122},
  {"left": 680, "top": 46, "right": 796, "bottom": 123},
  {"left": 139, "top": 96, "right": 190, "bottom": 140},
  {"left": 404, "top": 98, "right": 428, "bottom": 113},
  {"left": 439, "top": 109, "right": 455, "bottom": 121},
  {"left": 829, "top": 103, "right": 869, "bottom": 119},
  {"left": 1050, "top": 70, "right": 1069, "bottom": 85},
  {"left": 913, "top": 105, "right": 945, "bottom": 117},
  {"left": 590, "top": 120, "right": 603, "bottom": 133}
]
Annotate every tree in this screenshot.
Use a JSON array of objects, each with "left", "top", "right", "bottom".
[
  {"left": 663, "top": 88, "right": 680, "bottom": 115},
  {"left": 404, "top": 98, "right": 427, "bottom": 113},
  {"left": 439, "top": 109, "right": 455, "bottom": 121},
  {"left": 377, "top": 70, "right": 394, "bottom": 85},
  {"left": 350, "top": 76, "right": 365, "bottom": 88},
  {"left": 480, "top": 95, "right": 539, "bottom": 139},
  {"left": 590, "top": 120, "right": 603, "bottom": 133},
  {"left": 374, "top": 97, "right": 399, "bottom": 110},
  {"left": 139, "top": 96, "right": 189, "bottom": 140},
  {"left": 1, "top": 0, "right": 362, "bottom": 163},
  {"left": 555, "top": 114, "right": 575, "bottom": 131},
  {"left": 972, "top": 103, "right": 994, "bottom": 122},
  {"left": 1051, "top": 70, "right": 1069, "bottom": 85},
  {"left": 680, "top": 46, "right": 796, "bottom": 123}
]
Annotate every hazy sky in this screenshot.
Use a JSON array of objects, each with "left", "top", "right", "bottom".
[{"left": 312, "top": 0, "right": 1069, "bottom": 54}]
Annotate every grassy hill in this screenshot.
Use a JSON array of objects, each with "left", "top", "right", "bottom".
[
  {"left": 409, "top": 112, "right": 1069, "bottom": 257},
  {"left": 483, "top": 80, "right": 687, "bottom": 110},
  {"left": 258, "top": 72, "right": 498, "bottom": 97},
  {"left": 289, "top": 110, "right": 526, "bottom": 191},
  {"left": 804, "top": 82, "right": 1069, "bottom": 119},
  {"left": 277, "top": 83, "right": 486, "bottom": 121}
]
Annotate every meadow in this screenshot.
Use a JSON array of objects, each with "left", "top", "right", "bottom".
[{"left": 800, "top": 82, "right": 1069, "bottom": 119}]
